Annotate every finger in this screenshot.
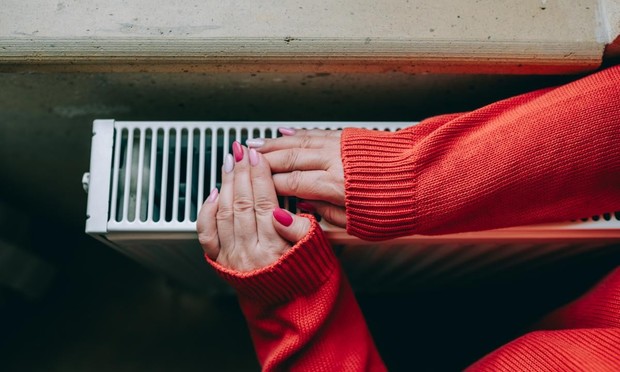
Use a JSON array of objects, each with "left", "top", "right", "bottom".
[
  {"left": 246, "top": 130, "right": 341, "bottom": 153},
  {"left": 299, "top": 200, "right": 347, "bottom": 228},
  {"left": 216, "top": 153, "right": 235, "bottom": 252},
  {"left": 278, "top": 128, "right": 342, "bottom": 137},
  {"left": 272, "top": 208, "right": 312, "bottom": 244},
  {"left": 197, "top": 188, "right": 221, "bottom": 260},
  {"left": 263, "top": 148, "right": 331, "bottom": 173},
  {"left": 272, "top": 171, "right": 345, "bottom": 206},
  {"left": 277, "top": 127, "right": 297, "bottom": 136},
  {"left": 249, "top": 149, "right": 284, "bottom": 245},
  {"left": 232, "top": 142, "right": 258, "bottom": 247}
]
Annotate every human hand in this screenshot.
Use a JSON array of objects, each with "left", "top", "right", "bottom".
[
  {"left": 247, "top": 128, "right": 347, "bottom": 228},
  {"left": 197, "top": 142, "right": 311, "bottom": 272}
]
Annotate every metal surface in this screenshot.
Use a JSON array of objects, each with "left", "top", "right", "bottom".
[{"left": 94, "top": 121, "right": 406, "bottom": 233}]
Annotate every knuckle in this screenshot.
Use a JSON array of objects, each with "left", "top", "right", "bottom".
[
  {"left": 233, "top": 197, "right": 254, "bottom": 213},
  {"left": 216, "top": 207, "right": 233, "bottom": 221},
  {"left": 198, "top": 232, "right": 217, "bottom": 248},
  {"left": 254, "top": 195, "right": 276, "bottom": 214},
  {"left": 284, "top": 148, "right": 300, "bottom": 170},
  {"left": 299, "top": 135, "right": 314, "bottom": 149},
  {"left": 323, "top": 208, "right": 337, "bottom": 222},
  {"left": 287, "top": 170, "right": 303, "bottom": 193}
]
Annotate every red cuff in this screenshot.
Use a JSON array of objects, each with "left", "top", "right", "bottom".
[
  {"left": 341, "top": 127, "right": 419, "bottom": 240},
  {"left": 205, "top": 215, "right": 337, "bottom": 304}
]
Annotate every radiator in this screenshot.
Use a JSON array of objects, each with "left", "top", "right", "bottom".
[{"left": 84, "top": 120, "right": 620, "bottom": 293}]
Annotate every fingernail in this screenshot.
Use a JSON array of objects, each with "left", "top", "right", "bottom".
[
  {"left": 297, "top": 201, "right": 315, "bottom": 213},
  {"left": 273, "top": 208, "right": 293, "bottom": 227},
  {"left": 206, "top": 188, "right": 219, "bottom": 203},
  {"left": 223, "top": 153, "right": 234, "bottom": 173},
  {"left": 278, "top": 127, "right": 296, "bottom": 136},
  {"left": 249, "top": 148, "right": 259, "bottom": 166},
  {"left": 246, "top": 138, "right": 265, "bottom": 148},
  {"left": 232, "top": 141, "right": 243, "bottom": 162}
]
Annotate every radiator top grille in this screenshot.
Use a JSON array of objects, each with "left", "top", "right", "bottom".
[
  {"left": 102, "top": 121, "right": 620, "bottom": 233},
  {"left": 107, "top": 122, "right": 405, "bottom": 232}
]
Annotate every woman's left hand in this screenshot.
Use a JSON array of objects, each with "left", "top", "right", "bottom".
[
  {"left": 247, "top": 128, "right": 347, "bottom": 228},
  {"left": 197, "top": 142, "right": 311, "bottom": 272}
]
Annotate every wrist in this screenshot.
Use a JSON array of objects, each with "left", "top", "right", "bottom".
[{"left": 205, "top": 215, "right": 337, "bottom": 304}]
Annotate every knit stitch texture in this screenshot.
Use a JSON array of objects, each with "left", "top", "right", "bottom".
[{"left": 208, "top": 65, "right": 620, "bottom": 370}]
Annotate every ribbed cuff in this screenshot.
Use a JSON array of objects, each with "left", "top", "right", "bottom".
[
  {"left": 205, "top": 215, "right": 337, "bottom": 304},
  {"left": 341, "top": 127, "right": 418, "bottom": 241}
]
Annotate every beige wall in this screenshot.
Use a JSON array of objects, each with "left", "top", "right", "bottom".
[{"left": 1, "top": 0, "right": 618, "bottom": 74}]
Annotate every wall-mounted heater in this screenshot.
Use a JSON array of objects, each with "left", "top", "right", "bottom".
[{"left": 85, "top": 120, "right": 620, "bottom": 293}]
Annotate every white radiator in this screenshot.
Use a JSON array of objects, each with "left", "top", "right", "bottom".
[{"left": 84, "top": 120, "right": 620, "bottom": 293}]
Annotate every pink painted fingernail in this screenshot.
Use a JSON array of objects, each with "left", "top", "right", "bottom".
[
  {"left": 232, "top": 141, "right": 243, "bottom": 162},
  {"left": 206, "top": 188, "right": 219, "bottom": 203},
  {"left": 273, "top": 208, "right": 293, "bottom": 227},
  {"left": 249, "top": 148, "right": 259, "bottom": 166},
  {"left": 223, "top": 153, "right": 234, "bottom": 173},
  {"left": 297, "top": 201, "right": 315, "bottom": 213},
  {"left": 246, "top": 139, "right": 265, "bottom": 148},
  {"left": 278, "top": 127, "right": 296, "bottom": 136}
]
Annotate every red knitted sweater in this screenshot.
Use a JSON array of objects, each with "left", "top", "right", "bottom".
[{"left": 207, "top": 65, "right": 620, "bottom": 371}]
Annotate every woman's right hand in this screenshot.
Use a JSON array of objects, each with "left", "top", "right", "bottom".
[{"left": 247, "top": 128, "right": 347, "bottom": 228}]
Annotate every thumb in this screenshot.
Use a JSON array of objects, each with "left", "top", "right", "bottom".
[{"left": 272, "top": 207, "right": 312, "bottom": 244}]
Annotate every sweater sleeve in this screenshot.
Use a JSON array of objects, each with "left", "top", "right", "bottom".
[
  {"left": 342, "top": 66, "right": 620, "bottom": 240},
  {"left": 206, "top": 215, "right": 386, "bottom": 371},
  {"left": 467, "top": 267, "right": 620, "bottom": 371}
]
